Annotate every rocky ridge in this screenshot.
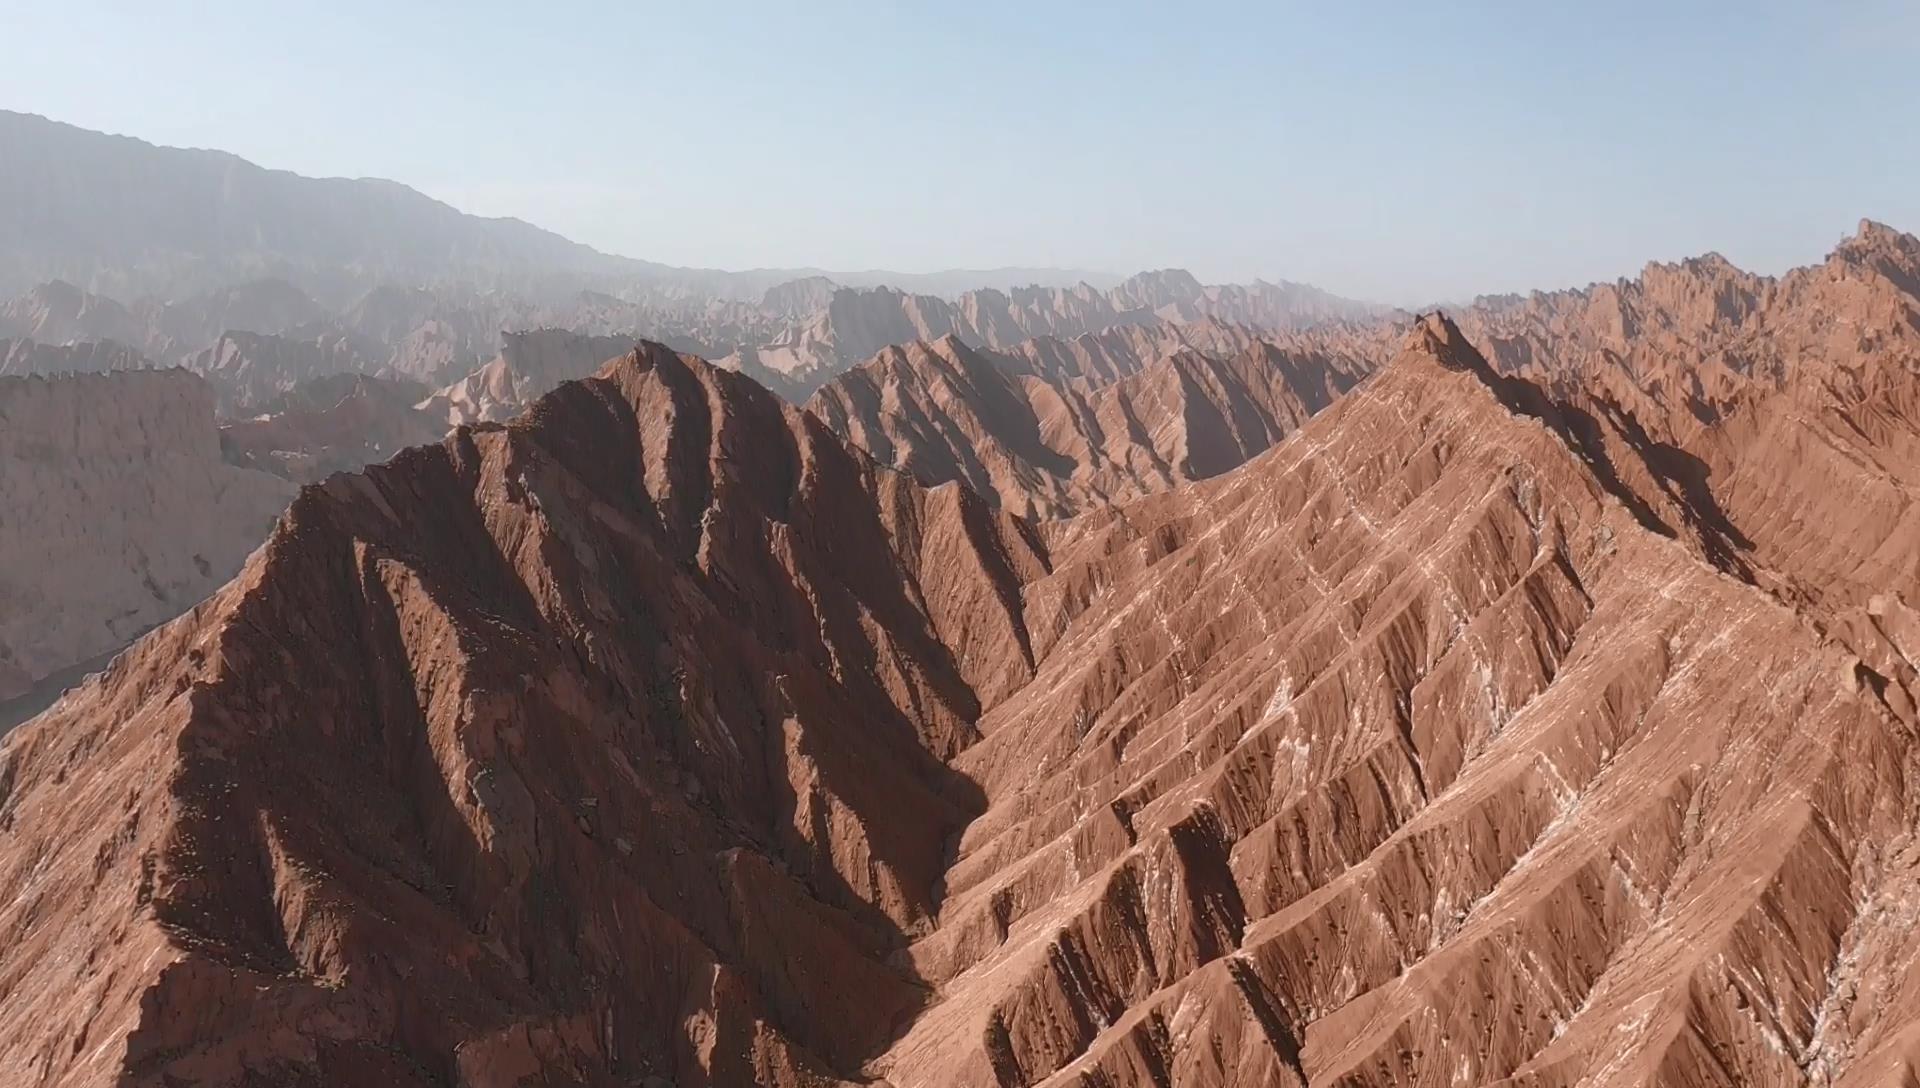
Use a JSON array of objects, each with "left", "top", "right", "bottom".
[
  {"left": 809, "top": 325, "right": 1373, "bottom": 518},
  {"left": 6, "top": 295, "right": 1920, "bottom": 1084}
]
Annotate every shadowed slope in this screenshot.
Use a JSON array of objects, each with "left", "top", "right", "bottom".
[
  {"left": 0, "top": 344, "right": 1047, "bottom": 1086},
  {"left": 809, "top": 329, "right": 1372, "bottom": 519}
]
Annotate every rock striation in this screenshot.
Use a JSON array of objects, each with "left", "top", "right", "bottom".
[
  {"left": 7, "top": 298, "right": 1920, "bottom": 1085},
  {"left": 0, "top": 345, "right": 1047, "bottom": 1085},
  {"left": 809, "top": 328, "right": 1372, "bottom": 518}
]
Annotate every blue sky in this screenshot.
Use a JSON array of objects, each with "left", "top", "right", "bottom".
[{"left": 4, "top": 1, "right": 1916, "bottom": 302}]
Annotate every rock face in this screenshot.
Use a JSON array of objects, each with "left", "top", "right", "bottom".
[
  {"left": 219, "top": 373, "right": 444, "bottom": 482},
  {"left": 187, "top": 330, "right": 377, "bottom": 416},
  {"left": 809, "top": 328, "right": 1372, "bottom": 518},
  {"left": 720, "top": 280, "right": 1389, "bottom": 401},
  {"left": 420, "top": 329, "right": 642, "bottom": 425},
  {"left": 0, "top": 345, "right": 1047, "bottom": 1086},
  {"left": 0, "top": 369, "right": 293, "bottom": 703},
  {"left": 870, "top": 314, "right": 1920, "bottom": 1087},
  {"left": 0, "top": 336, "right": 150, "bottom": 376},
  {"left": 8, "top": 288, "right": 1920, "bottom": 1086}
]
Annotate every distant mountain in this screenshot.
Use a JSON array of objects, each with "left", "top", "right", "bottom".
[
  {"left": 809, "top": 328, "right": 1373, "bottom": 518},
  {"left": 717, "top": 275, "right": 1391, "bottom": 399},
  {"left": 0, "top": 337, "right": 150, "bottom": 377},
  {"left": 0, "top": 369, "right": 292, "bottom": 703},
  {"left": 0, "top": 113, "right": 1126, "bottom": 307},
  {"left": 218, "top": 373, "right": 443, "bottom": 483},
  {"left": 0, "top": 111, "right": 665, "bottom": 304}
]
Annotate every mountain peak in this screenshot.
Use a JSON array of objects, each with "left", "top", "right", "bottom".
[{"left": 1402, "top": 310, "right": 1487, "bottom": 372}]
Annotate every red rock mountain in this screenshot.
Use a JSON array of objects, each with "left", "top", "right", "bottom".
[
  {"left": 420, "top": 329, "right": 644, "bottom": 426},
  {"left": 808, "top": 327, "right": 1373, "bottom": 518},
  {"left": 720, "top": 278, "right": 1387, "bottom": 401},
  {"left": 0, "top": 345, "right": 1046, "bottom": 1086},
  {"left": 8, "top": 287, "right": 1920, "bottom": 1085}
]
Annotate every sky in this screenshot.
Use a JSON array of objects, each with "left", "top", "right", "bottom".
[{"left": 3, "top": 1, "right": 1916, "bottom": 304}]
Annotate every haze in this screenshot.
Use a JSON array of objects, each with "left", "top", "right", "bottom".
[{"left": 7, "top": 1, "right": 1916, "bottom": 302}]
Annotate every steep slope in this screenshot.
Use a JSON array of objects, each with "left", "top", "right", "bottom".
[
  {"left": 9, "top": 319, "right": 1920, "bottom": 1086},
  {"left": 809, "top": 332, "right": 1370, "bottom": 519},
  {"left": 873, "top": 315, "right": 1920, "bottom": 1086},
  {"left": 0, "top": 369, "right": 293, "bottom": 703},
  {"left": 1468, "top": 223, "right": 1920, "bottom": 720},
  {"left": 187, "top": 329, "right": 377, "bottom": 415},
  {"left": 419, "top": 330, "right": 642, "bottom": 426},
  {"left": 0, "top": 344, "right": 1048, "bottom": 1086},
  {"left": 219, "top": 373, "right": 444, "bottom": 482}
]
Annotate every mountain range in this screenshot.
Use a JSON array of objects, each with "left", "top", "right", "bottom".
[
  {"left": 0, "top": 111, "right": 1121, "bottom": 306},
  {"left": 6, "top": 109, "right": 1920, "bottom": 1087}
]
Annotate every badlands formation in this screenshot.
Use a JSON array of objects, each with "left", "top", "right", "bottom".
[
  {"left": 0, "top": 369, "right": 292, "bottom": 705},
  {"left": 4, "top": 220, "right": 1920, "bottom": 1087}
]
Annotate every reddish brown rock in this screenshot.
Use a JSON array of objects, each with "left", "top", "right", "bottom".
[
  {"left": 7, "top": 231, "right": 1920, "bottom": 1088},
  {"left": 809, "top": 328, "right": 1372, "bottom": 518},
  {"left": 0, "top": 344, "right": 1044, "bottom": 1086}
]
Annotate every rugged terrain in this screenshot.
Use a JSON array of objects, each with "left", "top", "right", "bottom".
[
  {"left": 720, "top": 279, "right": 1385, "bottom": 400},
  {"left": 7, "top": 106, "right": 1920, "bottom": 1087},
  {"left": 6, "top": 255, "right": 1920, "bottom": 1082},
  {"left": 0, "top": 369, "right": 293, "bottom": 704},
  {"left": 809, "top": 325, "right": 1373, "bottom": 518},
  {"left": 219, "top": 373, "right": 445, "bottom": 483}
]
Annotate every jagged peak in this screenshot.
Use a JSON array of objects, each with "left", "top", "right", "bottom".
[
  {"left": 1834, "top": 217, "right": 1919, "bottom": 264},
  {"left": 1400, "top": 311, "right": 1488, "bottom": 372}
]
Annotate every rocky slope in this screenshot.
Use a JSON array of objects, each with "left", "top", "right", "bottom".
[
  {"left": 0, "top": 344, "right": 1046, "bottom": 1086},
  {"left": 219, "top": 373, "right": 444, "bottom": 482},
  {"left": 809, "top": 328, "right": 1372, "bottom": 518},
  {"left": 419, "top": 329, "right": 643, "bottom": 426},
  {"left": 187, "top": 329, "right": 378, "bottom": 416},
  {"left": 7, "top": 309, "right": 1920, "bottom": 1085},
  {"left": 871, "top": 314, "right": 1920, "bottom": 1087},
  {"left": 719, "top": 278, "right": 1388, "bottom": 402},
  {"left": 0, "top": 369, "right": 293, "bottom": 704},
  {"left": 0, "top": 336, "right": 150, "bottom": 376}
]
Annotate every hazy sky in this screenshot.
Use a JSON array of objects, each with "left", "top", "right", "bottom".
[{"left": 4, "top": 1, "right": 1916, "bottom": 303}]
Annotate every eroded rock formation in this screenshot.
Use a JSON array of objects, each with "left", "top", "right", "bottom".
[
  {"left": 0, "top": 369, "right": 292, "bottom": 703},
  {"left": 219, "top": 373, "right": 444, "bottom": 482},
  {"left": 809, "top": 328, "right": 1372, "bottom": 518},
  {"left": 7, "top": 225, "right": 1920, "bottom": 1088}
]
